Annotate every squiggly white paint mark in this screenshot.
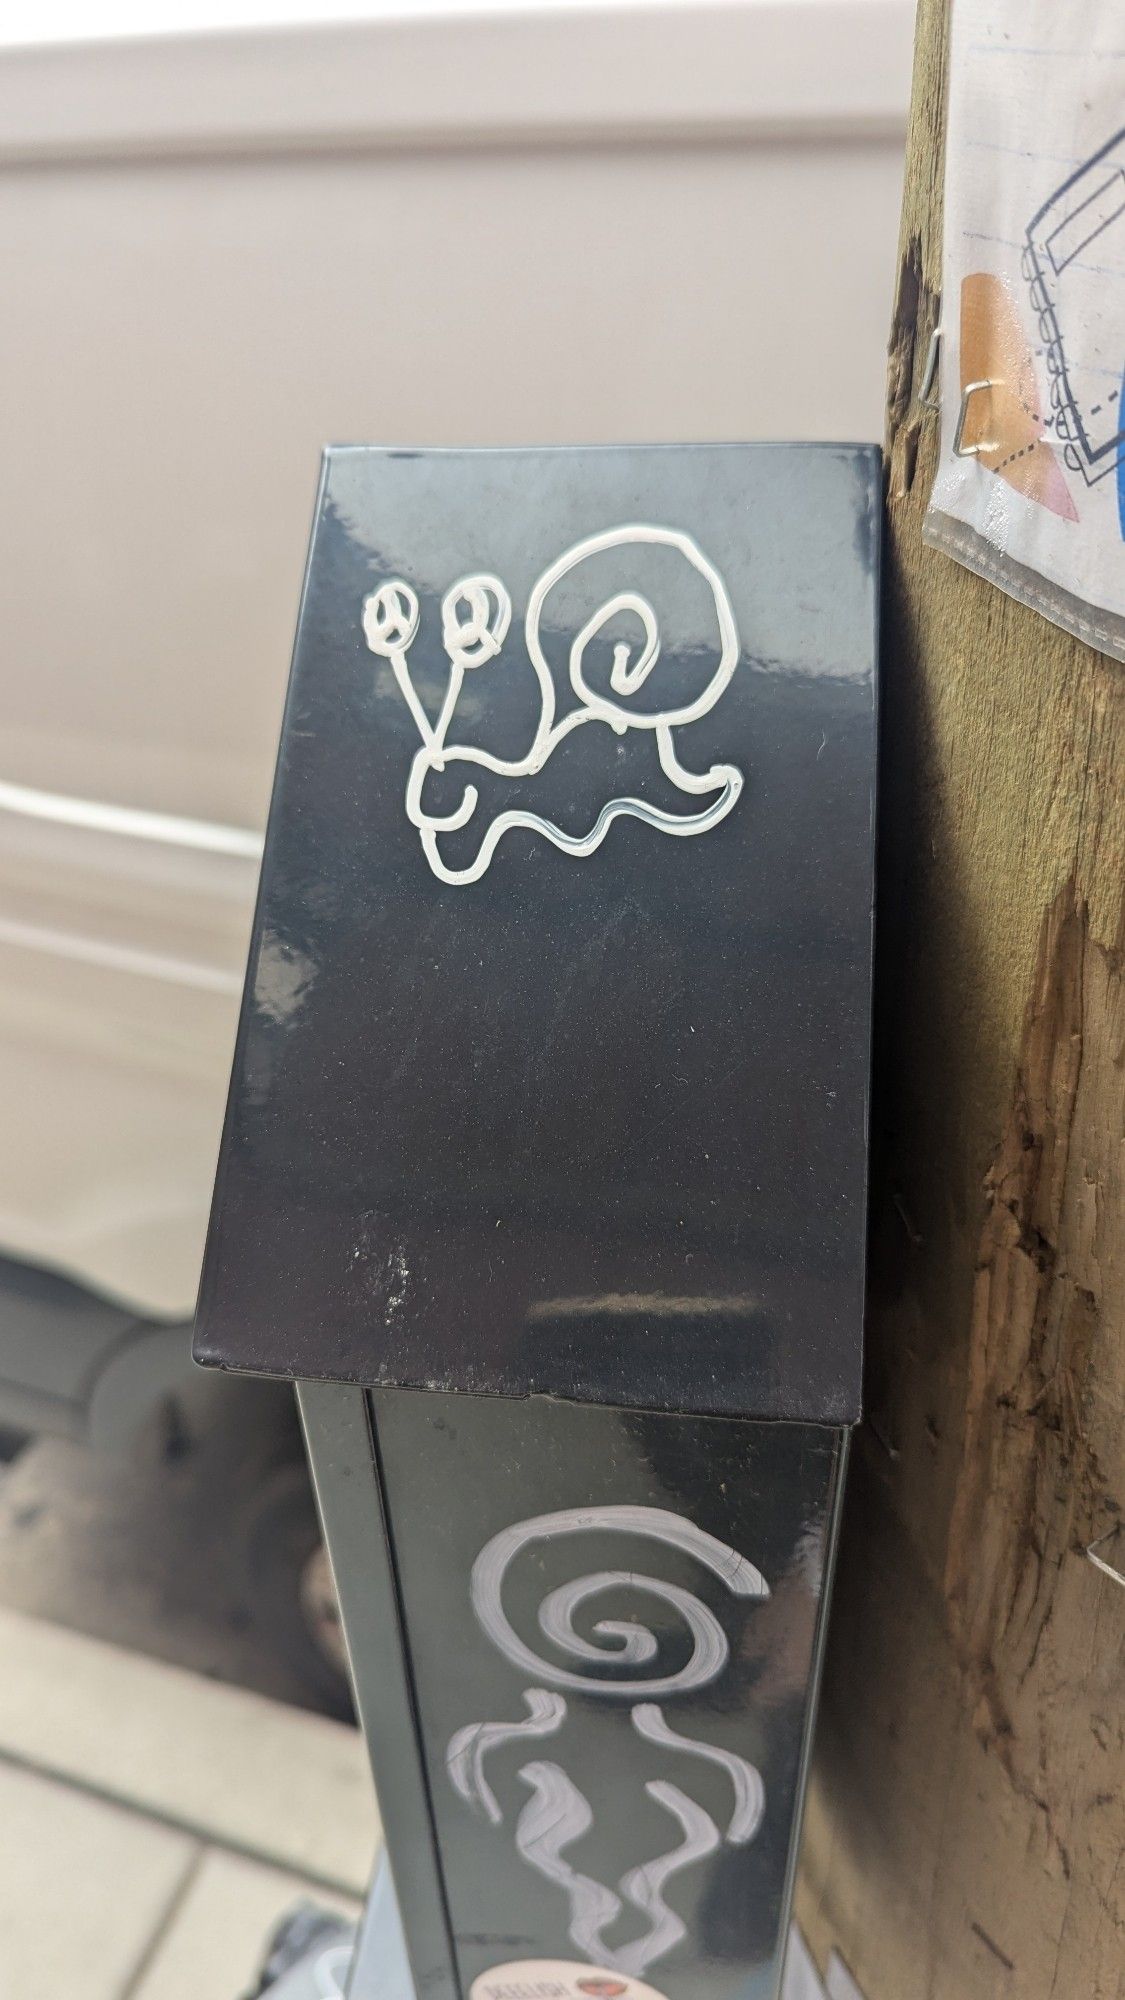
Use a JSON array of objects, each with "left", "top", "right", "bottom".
[
  {"left": 470, "top": 1504, "right": 768, "bottom": 1698},
  {"left": 630, "top": 1703, "right": 766, "bottom": 1844},
  {"left": 512, "top": 1766, "right": 727, "bottom": 1979},
  {"left": 514, "top": 1761, "right": 623, "bottom": 1961},
  {"left": 615, "top": 1782, "right": 722, "bottom": 1975},
  {"left": 362, "top": 525, "right": 745, "bottom": 886},
  {"left": 446, "top": 1690, "right": 567, "bottom": 1826}
]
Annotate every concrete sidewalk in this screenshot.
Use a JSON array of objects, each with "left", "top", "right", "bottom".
[{"left": 0, "top": 1606, "right": 378, "bottom": 2000}]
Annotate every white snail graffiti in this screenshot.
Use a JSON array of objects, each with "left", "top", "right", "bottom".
[
  {"left": 362, "top": 526, "right": 745, "bottom": 886},
  {"left": 446, "top": 1505, "right": 769, "bottom": 1979}
]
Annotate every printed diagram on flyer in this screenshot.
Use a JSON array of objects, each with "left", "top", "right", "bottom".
[
  {"left": 930, "top": 7, "right": 1125, "bottom": 657},
  {"left": 958, "top": 126, "right": 1125, "bottom": 532}
]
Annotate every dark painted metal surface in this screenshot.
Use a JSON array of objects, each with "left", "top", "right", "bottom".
[
  {"left": 372, "top": 1387, "right": 844, "bottom": 2000},
  {"left": 195, "top": 445, "right": 879, "bottom": 1423},
  {"left": 297, "top": 1381, "right": 459, "bottom": 2000}
]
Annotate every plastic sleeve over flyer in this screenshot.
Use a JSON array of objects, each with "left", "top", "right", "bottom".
[{"left": 927, "top": 1, "right": 1125, "bottom": 662}]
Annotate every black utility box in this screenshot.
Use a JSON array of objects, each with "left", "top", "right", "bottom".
[{"left": 196, "top": 444, "right": 879, "bottom": 2000}]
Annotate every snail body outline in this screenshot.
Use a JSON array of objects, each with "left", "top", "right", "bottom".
[{"left": 362, "top": 524, "right": 745, "bottom": 885}]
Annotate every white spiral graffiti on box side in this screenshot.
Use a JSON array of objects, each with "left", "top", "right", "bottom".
[{"left": 470, "top": 1504, "right": 768, "bottom": 1697}]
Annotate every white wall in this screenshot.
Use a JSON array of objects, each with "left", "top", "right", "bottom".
[{"left": 0, "top": 3, "right": 911, "bottom": 1312}]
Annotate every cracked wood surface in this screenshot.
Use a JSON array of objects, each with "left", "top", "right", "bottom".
[{"left": 792, "top": 2, "right": 1125, "bottom": 1994}]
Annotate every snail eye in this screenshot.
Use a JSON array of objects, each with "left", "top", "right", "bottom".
[
  {"left": 362, "top": 579, "right": 419, "bottom": 656},
  {"left": 441, "top": 576, "right": 511, "bottom": 670}
]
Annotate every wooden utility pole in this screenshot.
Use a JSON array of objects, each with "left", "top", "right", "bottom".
[{"left": 793, "top": 3, "right": 1125, "bottom": 1995}]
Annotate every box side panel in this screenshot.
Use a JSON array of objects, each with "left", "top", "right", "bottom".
[
  {"left": 196, "top": 444, "right": 878, "bottom": 1424},
  {"left": 372, "top": 1386, "right": 845, "bottom": 2000}
]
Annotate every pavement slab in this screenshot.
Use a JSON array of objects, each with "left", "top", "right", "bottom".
[
  {"left": 0, "top": 1760, "right": 196, "bottom": 2000},
  {"left": 129, "top": 1848, "right": 360, "bottom": 2000},
  {"left": 0, "top": 1604, "right": 377, "bottom": 1895}
]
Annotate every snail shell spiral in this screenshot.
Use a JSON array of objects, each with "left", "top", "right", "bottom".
[{"left": 524, "top": 524, "right": 741, "bottom": 736}]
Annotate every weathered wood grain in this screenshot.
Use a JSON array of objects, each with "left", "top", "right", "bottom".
[{"left": 793, "top": 2, "right": 1125, "bottom": 1993}]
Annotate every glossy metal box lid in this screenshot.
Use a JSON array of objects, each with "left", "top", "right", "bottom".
[{"left": 195, "top": 445, "right": 878, "bottom": 1421}]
